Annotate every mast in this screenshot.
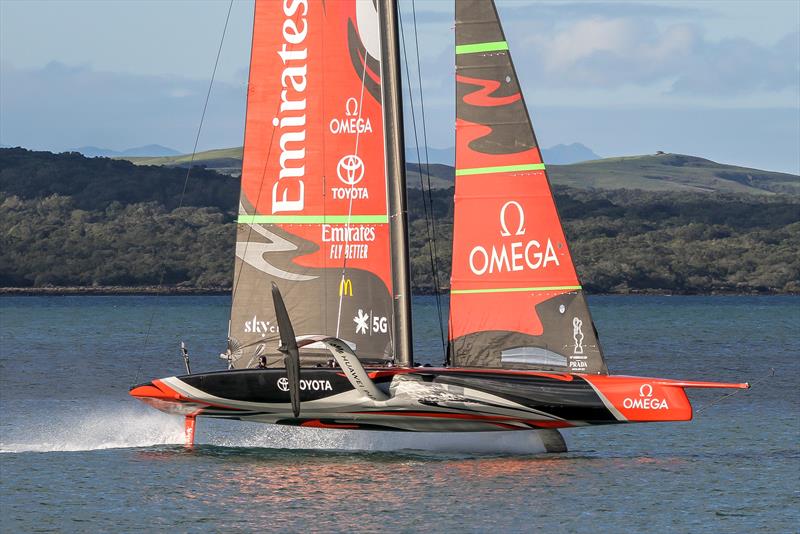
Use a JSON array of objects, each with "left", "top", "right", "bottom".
[{"left": 378, "top": 0, "right": 413, "bottom": 367}]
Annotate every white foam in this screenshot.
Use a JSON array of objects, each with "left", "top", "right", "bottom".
[{"left": 0, "top": 406, "right": 184, "bottom": 453}]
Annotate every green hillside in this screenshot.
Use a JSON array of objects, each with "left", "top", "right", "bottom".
[
  {"left": 123, "top": 147, "right": 245, "bottom": 177},
  {"left": 122, "top": 146, "right": 243, "bottom": 166},
  {"left": 2, "top": 147, "right": 798, "bottom": 294},
  {"left": 550, "top": 153, "right": 799, "bottom": 195},
  {"left": 121, "top": 147, "right": 799, "bottom": 195}
]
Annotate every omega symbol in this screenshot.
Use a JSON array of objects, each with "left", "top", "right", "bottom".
[
  {"left": 500, "top": 200, "right": 526, "bottom": 236},
  {"left": 345, "top": 97, "right": 359, "bottom": 116}
]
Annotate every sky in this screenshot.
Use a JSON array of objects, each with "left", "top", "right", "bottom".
[{"left": 1, "top": 0, "right": 798, "bottom": 173}]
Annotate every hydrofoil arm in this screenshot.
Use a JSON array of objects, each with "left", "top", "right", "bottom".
[{"left": 297, "top": 335, "right": 389, "bottom": 402}]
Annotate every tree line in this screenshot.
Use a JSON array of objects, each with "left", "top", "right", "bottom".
[{"left": 1, "top": 148, "right": 798, "bottom": 293}]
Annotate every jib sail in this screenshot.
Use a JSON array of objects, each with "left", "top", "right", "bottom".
[
  {"left": 448, "top": 0, "right": 607, "bottom": 374},
  {"left": 228, "top": 0, "right": 396, "bottom": 368}
]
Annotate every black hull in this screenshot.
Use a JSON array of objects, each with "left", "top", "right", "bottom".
[{"left": 131, "top": 367, "right": 623, "bottom": 433}]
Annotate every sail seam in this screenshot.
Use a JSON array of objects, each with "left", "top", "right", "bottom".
[
  {"left": 238, "top": 215, "right": 388, "bottom": 224},
  {"left": 455, "top": 163, "right": 545, "bottom": 176},
  {"left": 456, "top": 41, "right": 509, "bottom": 54},
  {"left": 451, "top": 285, "right": 582, "bottom": 294},
  {"left": 335, "top": 10, "right": 373, "bottom": 339}
]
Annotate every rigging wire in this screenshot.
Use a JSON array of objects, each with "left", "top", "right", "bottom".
[
  {"left": 134, "top": 0, "right": 234, "bottom": 384},
  {"left": 178, "top": 0, "right": 234, "bottom": 211},
  {"left": 398, "top": 2, "right": 446, "bottom": 357},
  {"left": 334, "top": 33, "right": 371, "bottom": 340},
  {"left": 694, "top": 369, "right": 770, "bottom": 415},
  {"left": 410, "top": 0, "right": 447, "bottom": 355}
]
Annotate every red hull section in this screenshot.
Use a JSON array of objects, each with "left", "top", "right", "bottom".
[{"left": 582, "top": 375, "right": 748, "bottom": 422}]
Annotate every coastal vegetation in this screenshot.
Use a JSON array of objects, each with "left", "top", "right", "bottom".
[{"left": 1, "top": 148, "right": 798, "bottom": 293}]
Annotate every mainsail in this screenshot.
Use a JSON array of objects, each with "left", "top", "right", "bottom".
[
  {"left": 229, "top": 0, "right": 396, "bottom": 368},
  {"left": 449, "top": 0, "right": 607, "bottom": 374}
]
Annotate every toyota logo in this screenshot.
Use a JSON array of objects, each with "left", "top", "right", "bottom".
[
  {"left": 277, "top": 377, "right": 289, "bottom": 392},
  {"left": 336, "top": 154, "right": 365, "bottom": 186}
]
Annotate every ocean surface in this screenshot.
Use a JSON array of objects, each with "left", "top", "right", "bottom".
[{"left": 1, "top": 295, "right": 798, "bottom": 532}]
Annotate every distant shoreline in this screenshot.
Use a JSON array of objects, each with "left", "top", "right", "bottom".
[
  {"left": 0, "top": 286, "right": 230, "bottom": 296},
  {"left": 1, "top": 286, "right": 795, "bottom": 297}
]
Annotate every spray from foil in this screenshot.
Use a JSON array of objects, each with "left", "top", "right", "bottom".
[
  {"left": 0, "top": 406, "right": 184, "bottom": 453},
  {"left": 1, "top": 406, "right": 553, "bottom": 455}
]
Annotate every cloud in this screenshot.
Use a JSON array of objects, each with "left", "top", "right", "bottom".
[
  {"left": 498, "top": 1, "right": 707, "bottom": 20},
  {"left": 539, "top": 18, "right": 696, "bottom": 86},
  {"left": 411, "top": 1, "right": 707, "bottom": 25},
  {"left": 512, "top": 18, "right": 798, "bottom": 96},
  {"left": 671, "top": 31, "right": 800, "bottom": 95}
]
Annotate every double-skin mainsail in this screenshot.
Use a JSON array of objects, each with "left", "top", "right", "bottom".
[{"left": 228, "top": 0, "right": 411, "bottom": 369}]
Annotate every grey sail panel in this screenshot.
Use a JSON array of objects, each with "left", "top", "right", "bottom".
[{"left": 448, "top": 0, "right": 607, "bottom": 374}]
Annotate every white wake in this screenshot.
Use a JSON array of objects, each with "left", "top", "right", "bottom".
[{"left": 1, "top": 407, "right": 555, "bottom": 455}]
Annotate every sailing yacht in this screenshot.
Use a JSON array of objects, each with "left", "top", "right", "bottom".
[{"left": 130, "top": 0, "right": 747, "bottom": 449}]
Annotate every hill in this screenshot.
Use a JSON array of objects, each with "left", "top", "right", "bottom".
[
  {"left": 0, "top": 148, "right": 238, "bottom": 211},
  {"left": 1, "top": 148, "right": 798, "bottom": 293},
  {"left": 72, "top": 144, "right": 181, "bottom": 158},
  {"left": 120, "top": 147, "right": 799, "bottom": 196},
  {"left": 541, "top": 143, "right": 601, "bottom": 165},
  {"left": 551, "top": 153, "right": 799, "bottom": 195}
]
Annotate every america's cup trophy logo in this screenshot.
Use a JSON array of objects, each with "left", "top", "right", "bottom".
[{"left": 573, "top": 317, "right": 585, "bottom": 355}]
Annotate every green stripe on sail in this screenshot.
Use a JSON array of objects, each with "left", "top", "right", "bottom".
[
  {"left": 451, "top": 285, "right": 582, "bottom": 295},
  {"left": 455, "top": 163, "right": 546, "bottom": 176},
  {"left": 456, "top": 41, "right": 509, "bottom": 54},
  {"left": 238, "top": 215, "right": 389, "bottom": 224}
]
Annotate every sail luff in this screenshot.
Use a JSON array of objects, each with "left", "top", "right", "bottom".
[{"left": 378, "top": 0, "right": 413, "bottom": 367}]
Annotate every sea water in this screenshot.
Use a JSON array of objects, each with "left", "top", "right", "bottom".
[{"left": 1, "top": 295, "right": 798, "bottom": 532}]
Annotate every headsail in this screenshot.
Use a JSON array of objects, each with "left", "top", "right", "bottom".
[
  {"left": 229, "top": 0, "right": 395, "bottom": 368},
  {"left": 449, "top": 0, "right": 607, "bottom": 374}
]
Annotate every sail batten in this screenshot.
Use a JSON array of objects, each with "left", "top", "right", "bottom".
[
  {"left": 449, "top": 0, "right": 607, "bottom": 375},
  {"left": 237, "top": 215, "right": 390, "bottom": 224},
  {"left": 455, "top": 41, "right": 509, "bottom": 55},
  {"left": 455, "top": 163, "right": 546, "bottom": 176}
]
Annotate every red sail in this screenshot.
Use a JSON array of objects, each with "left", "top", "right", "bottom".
[
  {"left": 449, "top": 0, "right": 606, "bottom": 374},
  {"left": 229, "top": 0, "right": 394, "bottom": 368}
]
